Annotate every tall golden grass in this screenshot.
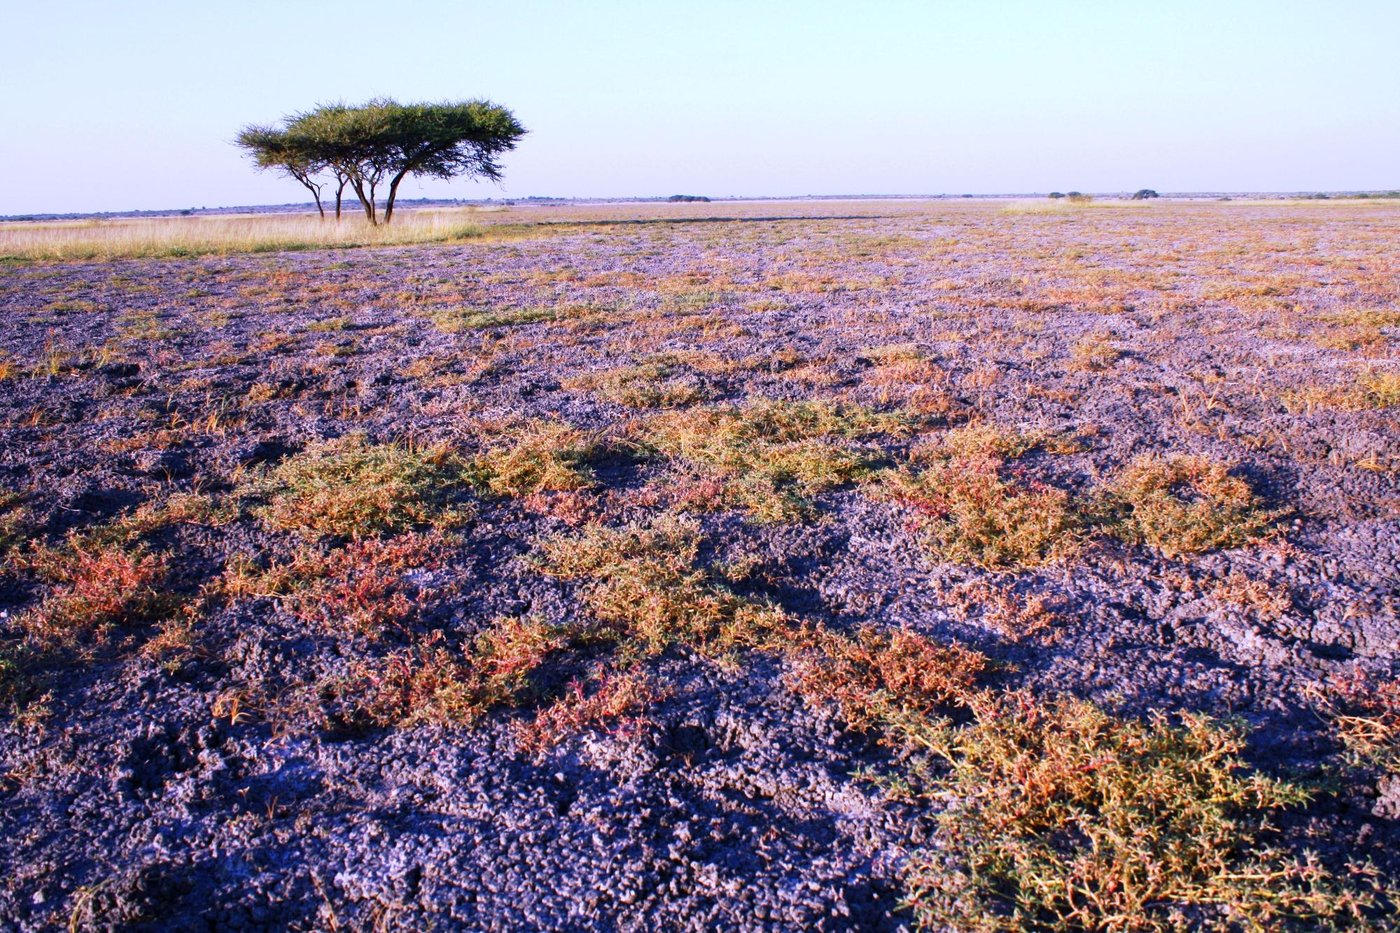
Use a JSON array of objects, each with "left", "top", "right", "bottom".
[
  {"left": 0, "top": 200, "right": 985, "bottom": 262},
  {"left": 0, "top": 208, "right": 528, "bottom": 261}
]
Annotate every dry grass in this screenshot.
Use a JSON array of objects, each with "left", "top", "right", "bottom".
[
  {"left": 885, "top": 460, "right": 1082, "bottom": 570},
  {"left": 0, "top": 642, "right": 39, "bottom": 712},
  {"left": 944, "top": 581, "right": 1060, "bottom": 639},
  {"left": 0, "top": 209, "right": 535, "bottom": 261},
  {"left": 537, "top": 514, "right": 790, "bottom": 660},
  {"left": 252, "top": 434, "right": 474, "bottom": 538},
  {"left": 1101, "top": 455, "right": 1275, "bottom": 556},
  {"left": 18, "top": 537, "right": 172, "bottom": 645},
  {"left": 643, "top": 399, "right": 908, "bottom": 522},
  {"left": 1357, "top": 371, "right": 1400, "bottom": 408},
  {"left": 905, "top": 692, "right": 1389, "bottom": 931},
  {"left": 470, "top": 420, "right": 603, "bottom": 498},
  {"left": 1308, "top": 673, "right": 1400, "bottom": 775}
]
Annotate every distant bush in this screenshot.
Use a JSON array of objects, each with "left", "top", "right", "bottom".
[
  {"left": 1066, "top": 191, "right": 1093, "bottom": 203},
  {"left": 1048, "top": 192, "right": 1065, "bottom": 199},
  {"left": 1131, "top": 188, "right": 1160, "bottom": 200},
  {"left": 667, "top": 195, "right": 710, "bottom": 203}
]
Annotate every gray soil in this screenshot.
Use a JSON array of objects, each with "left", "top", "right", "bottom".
[{"left": 0, "top": 202, "right": 1396, "bottom": 930}]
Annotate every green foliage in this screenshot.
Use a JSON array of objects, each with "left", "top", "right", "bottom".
[{"left": 235, "top": 124, "right": 332, "bottom": 217}]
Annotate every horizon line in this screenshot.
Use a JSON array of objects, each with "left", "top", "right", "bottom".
[{"left": 6, "top": 189, "right": 1399, "bottom": 222}]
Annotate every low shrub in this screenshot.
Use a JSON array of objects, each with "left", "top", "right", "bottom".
[
  {"left": 885, "top": 459, "right": 1081, "bottom": 569},
  {"left": 516, "top": 667, "right": 662, "bottom": 753},
  {"left": 906, "top": 693, "right": 1390, "bottom": 930},
  {"left": 253, "top": 434, "right": 473, "bottom": 538},
  {"left": 429, "top": 305, "right": 557, "bottom": 333},
  {"left": 19, "top": 538, "right": 172, "bottom": 644},
  {"left": 1308, "top": 673, "right": 1400, "bottom": 775},
  {"left": 1101, "top": 455, "right": 1274, "bottom": 556},
  {"left": 1068, "top": 333, "right": 1123, "bottom": 372},
  {"left": 564, "top": 359, "right": 710, "bottom": 409},
  {"left": 470, "top": 420, "right": 604, "bottom": 498},
  {"left": 537, "top": 514, "right": 790, "bottom": 659},
  {"left": 787, "top": 626, "right": 987, "bottom": 737},
  {"left": 643, "top": 399, "right": 909, "bottom": 522},
  {"left": 349, "top": 620, "right": 566, "bottom": 728}
]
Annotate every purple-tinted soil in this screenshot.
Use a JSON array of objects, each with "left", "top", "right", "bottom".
[{"left": 0, "top": 201, "right": 1397, "bottom": 930}]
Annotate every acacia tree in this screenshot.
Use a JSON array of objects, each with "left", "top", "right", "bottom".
[
  {"left": 376, "top": 101, "right": 526, "bottom": 224},
  {"left": 235, "top": 125, "right": 328, "bottom": 218},
  {"left": 237, "top": 99, "right": 526, "bottom": 225},
  {"left": 287, "top": 101, "right": 396, "bottom": 224}
]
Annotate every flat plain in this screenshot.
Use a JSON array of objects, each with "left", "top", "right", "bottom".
[{"left": 1, "top": 199, "right": 1397, "bottom": 930}]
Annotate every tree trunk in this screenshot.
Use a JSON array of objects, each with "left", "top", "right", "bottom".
[
  {"left": 296, "top": 177, "right": 325, "bottom": 220},
  {"left": 334, "top": 178, "right": 347, "bottom": 220},
  {"left": 383, "top": 171, "right": 410, "bottom": 225},
  {"left": 349, "top": 178, "right": 376, "bottom": 224}
]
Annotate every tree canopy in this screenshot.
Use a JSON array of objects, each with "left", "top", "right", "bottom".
[{"left": 236, "top": 99, "right": 526, "bottom": 224}]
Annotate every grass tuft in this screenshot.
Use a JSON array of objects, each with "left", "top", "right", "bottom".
[
  {"left": 1068, "top": 333, "right": 1124, "bottom": 372},
  {"left": 643, "top": 399, "right": 910, "bottom": 522},
  {"left": 905, "top": 692, "right": 1390, "bottom": 931},
  {"left": 253, "top": 434, "right": 473, "bottom": 538},
  {"left": 1101, "top": 455, "right": 1274, "bottom": 556},
  {"left": 470, "top": 420, "right": 602, "bottom": 498}
]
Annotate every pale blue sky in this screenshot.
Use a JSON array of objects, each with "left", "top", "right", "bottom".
[{"left": 3, "top": 0, "right": 1398, "bottom": 213}]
